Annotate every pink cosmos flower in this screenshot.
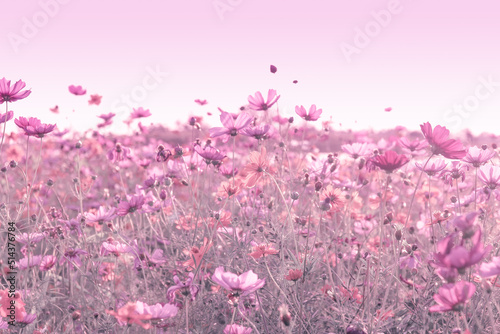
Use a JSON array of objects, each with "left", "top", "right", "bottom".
[
  {"left": 194, "top": 144, "right": 226, "bottom": 164},
  {"left": 209, "top": 111, "right": 252, "bottom": 142},
  {"left": 195, "top": 99, "right": 207, "bottom": 105},
  {"left": 441, "top": 161, "right": 468, "bottom": 186},
  {"left": 462, "top": 146, "right": 495, "bottom": 167},
  {"left": 101, "top": 240, "right": 132, "bottom": 256},
  {"left": 415, "top": 158, "right": 447, "bottom": 176},
  {"left": 39, "top": 255, "right": 57, "bottom": 271},
  {"left": 248, "top": 243, "right": 279, "bottom": 259},
  {"left": 88, "top": 94, "right": 102, "bottom": 105},
  {"left": 212, "top": 266, "right": 265, "bottom": 296},
  {"left": 0, "top": 78, "right": 31, "bottom": 103},
  {"left": 478, "top": 164, "right": 500, "bottom": 189},
  {"left": 0, "top": 110, "right": 13, "bottom": 124},
  {"left": 240, "top": 146, "right": 271, "bottom": 188},
  {"left": 452, "top": 211, "right": 479, "bottom": 236},
  {"left": 85, "top": 207, "right": 116, "bottom": 225},
  {"left": 248, "top": 89, "right": 280, "bottom": 111},
  {"left": 61, "top": 248, "right": 88, "bottom": 268},
  {"left": 429, "top": 281, "right": 475, "bottom": 312},
  {"left": 433, "top": 230, "right": 490, "bottom": 272},
  {"left": 295, "top": 104, "right": 322, "bottom": 121},
  {"left": 478, "top": 257, "right": 500, "bottom": 278},
  {"left": 106, "top": 302, "right": 152, "bottom": 329},
  {"left": 398, "top": 137, "right": 429, "bottom": 155},
  {"left": 14, "top": 117, "right": 56, "bottom": 138},
  {"left": 135, "top": 301, "right": 178, "bottom": 320},
  {"left": 224, "top": 324, "right": 253, "bottom": 334},
  {"left": 130, "top": 107, "right": 151, "bottom": 119},
  {"left": 117, "top": 195, "right": 145, "bottom": 216},
  {"left": 240, "top": 124, "right": 271, "bottom": 140},
  {"left": 420, "top": 122, "right": 466, "bottom": 159},
  {"left": 341, "top": 142, "right": 375, "bottom": 159},
  {"left": 368, "top": 150, "right": 409, "bottom": 173},
  {"left": 167, "top": 273, "right": 199, "bottom": 301},
  {"left": 97, "top": 112, "right": 116, "bottom": 122},
  {"left": 68, "top": 84, "right": 86, "bottom": 95}
]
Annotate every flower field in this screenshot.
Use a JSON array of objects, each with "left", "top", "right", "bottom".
[{"left": 1, "top": 77, "right": 500, "bottom": 333}]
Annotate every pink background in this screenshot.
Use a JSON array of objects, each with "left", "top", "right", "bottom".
[{"left": 2, "top": 0, "right": 500, "bottom": 134}]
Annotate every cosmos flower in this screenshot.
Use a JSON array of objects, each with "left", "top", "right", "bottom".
[
  {"left": 284, "top": 269, "right": 303, "bottom": 282},
  {"left": 88, "top": 94, "right": 102, "bottom": 105},
  {"left": 478, "top": 257, "right": 500, "bottom": 278},
  {"left": 212, "top": 266, "right": 265, "bottom": 296},
  {"left": 130, "top": 107, "right": 151, "bottom": 119},
  {"left": 224, "top": 324, "right": 253, "bottom": 334},
  {"left": 240, "top": 124, "right": 271, "bottom": 140},
  {"left": 248, "top": 243, "right": 279, "bottom": 259},
  {"left": 167, "top": 273, "right": 200, "bottom": 302},
  {"left": 68, "top": 85, "right": 86, "bottom": 95},
  {"left": 478, "top": 164, "right": 500, "bottom": 189},
  {"left": 195, "top": 99, "right": 207, "bottom": 105},
  {"left": 368, "top": 150, "right": 409, "bottom": 173},
  {"left": 117, "top": 195, "right": 145, "bottom": 216},
  {"left": 194, "top": 144, "right": 226, "bottom": 164},
  {"left": 0, "top": 78, "right": 31, "bottom": 103},
  {"left": 135, "top": 301, "right": 178, "bottom": 320},
  {"left": 420, "top": 122, "right": 466, "bottom": 159},
  {"left": 248, "top": 89, "right": 280, "bottom": 111},
  {"left": 341, "top": 142, "right": 375, "bottom": 159},
  {"left": 398, "top": 137, "right": 429, "bottom": 155},
  {"left": 240, "top": 146, "right": 271, "bottom": 188},
  {"left": 295, "top": 104, "right": 322, "bottom": 121},
  {"left": 209, "top": 111, "right": 252, "bottom": 140},
  {"left": 0, "top": 110, "right": 13, "bottom": 124},
  {"left": 415, "top": 158, "right": 447, "bottom": 176},
  {"left": 106, "top": 302, "right": 152, "bottom": 329},
  {"left": 462, "top": 146, "right": 495, "bottom": 167},
  {"left": 39, "top": 255, "right": 57, "bottom": 271},
  {"left": 14, "top": 117, "right": 56, "bottom": 138},
  {"left": 85, "top": 207, "right": 117, "bottom": 225},
  {"left": 429, "top": 281, "right": 475, "bottom": 312}
]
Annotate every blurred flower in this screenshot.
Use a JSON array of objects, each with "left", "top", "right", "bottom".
[
  {"left": 240, "top": 146, "right": 271, "bottom": 188},
  {"left": 167, "top": 273, "right": 199, "bottom": 302},
  {"left": 452, "top": 211, "right": 479, "bottom": 237},
  {"left": 212, "top": 266, "right": 265, "bottom": 296},
  {"left": 14, "top": 117, "right": 56, "bottom": 138},
  {"left": 135, "top": 301, "right": 178, "bottom": 320},
  {"left": 478, "top": 256, "right": 500, "bottom": 278},
  {"left": 240, "top": 124, "right": 271, "bottom": 140},
  {"left": 270, "top": 64, "right": 277, "bottom": 73},
  {"left": 85, "top": 207, "right": 117, "bottom": 225},
  {"left": 420, "top": 122, "right": 466, "bottom": 159},
  {"left": 284, "top": 269, "right": 303, "bottom": 282},
  {"left": 117, "top": 195, "right": 145, "bottom": 216},
  {"left": 61, "top": 248, "right": 88, "bottom": 268},
  {"left": 368, "top": 150, "right": 409, "bottom": 173},
  {"left": 429, "top": 281, "right": 475, "bottom": 312},
  {"left": 462, "top": 146, "right": 495, "bottom": 167},
  {"left": 130, "top": 107, "right": 151, "bottom": 119},
  {"left": 295, "top": 104, "right": 322, "bottom": 121},
  {"left": 0, "top": 110, "right": 13, "bottom": 124},
  {"left": 88, "top": 94, "right": 102, "bottom": 105},
  {"left": 106, "top": 302, "right": 151, "bottom": 329},
  {"left": 478, "top": 164, "right": 500, "bottom": 189},
  {"left": 248, "top": 243, "right": 279, "bottom": 259},
  {"left": 209, "top": 111, "right": 252, "bottom": 141},
  {"left": 97, "top": 112, "right": 115, "bottom": 122},
  {"left": 415, "top": 158, "right": 447, "bottom": 176},
  {"left": 398, "top": 137, "right": 429, "bottom": 155},
  {"left": 341, "top": 142, "right": 374, "bottom": 159},
  {"left": 195, "top": 99, "right": 207, "bottom": 105},
  {"left": 39, "top": 255, "right": 57, "bottom": 271},
  {"left": 248, "top": 89, "right": 280, "bottom": 111},
  {"left": 194, "top": 144, "right": 226, "bottom": 164},
  {"left": 68, "top": 85, "right": 86, "bottom": 95},
  {"left": 224, "top": 324, "right": 253, "bottom": 334},
  {"left": 0, "top": 78, "right": 31, "bottom": 103},
  {"left": 441, "top": 161, "right": 468, "bottom": 185}
]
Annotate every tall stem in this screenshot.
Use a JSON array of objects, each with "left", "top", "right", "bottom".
[
  {"left": 0, "top": 101, "right": 8, "bottom": 159},
  {"left": 404, "top": 154, "right": 433, "bottom": 227}
]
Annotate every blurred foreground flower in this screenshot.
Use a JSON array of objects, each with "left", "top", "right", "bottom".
[{"left": 429, "top": 281, "right": 475, "bottom": 312}]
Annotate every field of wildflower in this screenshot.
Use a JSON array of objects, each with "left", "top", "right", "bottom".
[{"left": 1, "top": 76, "right": 500, "bottom": 334}]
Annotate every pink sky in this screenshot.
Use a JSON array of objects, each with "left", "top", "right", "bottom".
[{"left": 2, "top": 0, "right": 500, "bottom": 135}]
